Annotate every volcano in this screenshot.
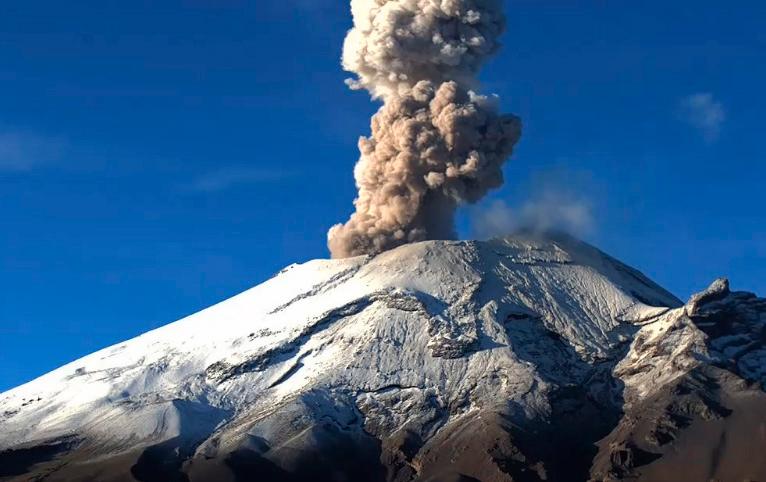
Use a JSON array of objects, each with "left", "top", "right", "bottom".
[{"left": 1, "top": 234, "right": 765, "bottom": 481}]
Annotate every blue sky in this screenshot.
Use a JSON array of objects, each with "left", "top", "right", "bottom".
[{"left": 1, "top": 1, "right": 764, "bottom": 392}]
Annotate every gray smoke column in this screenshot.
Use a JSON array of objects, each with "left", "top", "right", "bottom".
[{"left": 328, "top": 0, "right": 522, "bottom": 258}]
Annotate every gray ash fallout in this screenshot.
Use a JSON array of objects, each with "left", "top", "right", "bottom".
[{"left": 328, "top": 0, "right": 522, "bottom": 258}]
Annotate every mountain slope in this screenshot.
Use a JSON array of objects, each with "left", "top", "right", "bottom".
[
  {"left": 0, "top": 234, "right": 763, "bottom": 482},
  {"left": 593, "top": 278, "right": 766, "bottom": 481}
]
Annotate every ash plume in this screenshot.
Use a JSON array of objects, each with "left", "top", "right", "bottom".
[
  {"left": 473, "top": 195, "right": 595, "bottom": 240},
  {"left": 328, "top": 0, "right": 522, "bottom": 258}
]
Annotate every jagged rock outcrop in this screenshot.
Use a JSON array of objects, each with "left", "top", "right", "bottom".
[{"left": 592, "top": 278, "right": 766, "bottom": 481}]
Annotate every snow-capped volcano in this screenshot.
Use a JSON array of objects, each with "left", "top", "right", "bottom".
[{"left": 1, "top": 234, "right": 764, "bottom": 482}]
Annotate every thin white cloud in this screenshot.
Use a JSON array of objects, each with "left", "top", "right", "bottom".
[
  {"left": 185, "top": 167, "right": 293, "bottom": 193},
  {"left": 473, "top": 191, "right": 595, "bottom": 240},
  {"left": 0, "top": 131, "right": 65, "bottom": 171},
  {"left": 678, "top": 93, "right": 726, "bottom": 142}
]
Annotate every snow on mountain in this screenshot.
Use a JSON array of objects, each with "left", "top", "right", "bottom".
[
  {"left": 616, "top": 277, "right": 766, "bottom": 404},
  {"left": 594, "top": 278, "right": 766, "bottom": 481},
  {"left": 0, "top": 234, "right": 763, "bottom": 482}
]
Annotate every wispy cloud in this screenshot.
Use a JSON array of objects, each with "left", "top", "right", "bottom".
[
  {"left": 472, "top": 190, "right": 595, "bottom": 240},
  {"left": 0, "top": 131, "right": 65, "bottom": 171},
  {"left": 184, "top": 167, "right": 294, "bottom": 193},
  {"left": 678, "top": 93, "right": 726, "bottom": 142}
]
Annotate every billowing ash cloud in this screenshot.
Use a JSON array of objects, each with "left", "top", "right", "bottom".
[{"left": 328, "top": 0, "right": 522, "bottom": 258}]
